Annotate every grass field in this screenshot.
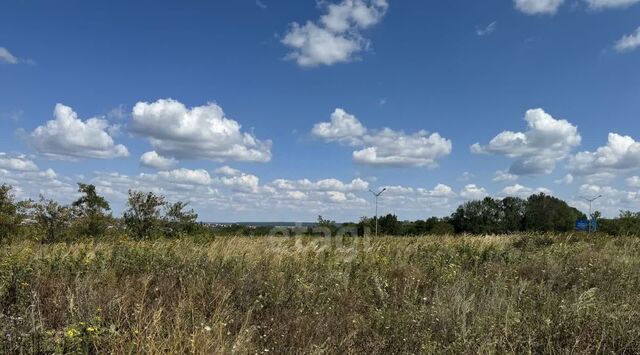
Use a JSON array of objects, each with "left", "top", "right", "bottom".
[{"left": 2, "top": 234, "right": 640, "bottom": 354}]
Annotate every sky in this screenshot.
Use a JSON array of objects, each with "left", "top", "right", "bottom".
[{"left": 1, "top": 0, "right": 640, "bottom": 222}]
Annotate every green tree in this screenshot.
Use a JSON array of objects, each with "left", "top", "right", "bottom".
[
  {"left": 378, "top": 214, "right": 400, "bottom": 235},
  {"left": 72, "top": 183, "right": 112, "bottom": 238},
  {"left": 33, "top": 196, "right": 71, "bottom": 243},
  {"left": 164, "top": 201, "right": 198, "bottom": 236},
  {"left": 523, "top": 193, "right": 583, "bottom": 232},
  {"left": 316, "top": 215, "right": 337, "bottom": 236},
  {"left": 500, "top": 197, "right": 526, "bottom": 232},
  {"left": 123, "top": 190, "right": 165, "bottom": 239},
  {"left": 451, "top": 197, "right": 503, "bottom": 234},
  {"left": 0, "top": 184, "right": 21, "bottom": 241}
]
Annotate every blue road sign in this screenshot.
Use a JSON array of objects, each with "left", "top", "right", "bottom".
[{"left": 576, "top": 220, "right": 598, "bottom": 232}]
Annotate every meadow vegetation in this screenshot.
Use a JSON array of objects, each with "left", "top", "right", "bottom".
[{"left": 2, "top": 233, "right": 640, "bottom": 354}]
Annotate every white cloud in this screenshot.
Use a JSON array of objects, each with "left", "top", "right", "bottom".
[
  {"left": 312, "top": 108, "right": 452, "bottom": 167},
  {"left": 132, "top": 99, "right": 271, "bottom": 163},
  {"left": 501, "top": 184, "right": 552, "bottom": 198},
  {"left": 627, "top": 176, "right": 640, "bottom": 188},
  {"left": 460, "top": 184, "right": 488, "bottom": 200},
  {"left": 281, "top": 0, "right": 388, "bottom": 67},
  {"left": 586, "top": 0, "right": 640, "bottom": 9},
  {"left": 614, "top": 27, "right": 640, "bottom": 53},
  {"left": 214, "top": 165, "right": 242, "bottom": 176},
  {"left": 0, "top": 168, "right": 76, "bottom": 202},
  {"left": 156, "top": 168, "right": 212, "bottom": 186},
  {"left": 216, "top": 173, "right": 260, "bottom": 193},
  {"left": 472, "top": 108, "right": 581, "bottom": 175},
  {"left": 0, "top": 47, "right": 18, "bottom": 64},
  {"left": 0, "top": 153, "right": 38, "bottom": 171},
  {"left": 476, "top": 22, "right": 497, "bottom": 36},
  {"left": 515, "top": 0, "right": 565, "bottom": 14},
  {"left": 140, "top": 151, "right": 177, "bottom": 170},
  {"left": 574, "top": 184, "right": 640, "bottom": 216},
  {"left": 569, "top": 133, "right": 640, "bottom": 175},
  {"left": 428, "top": 184, "right": 457, "bottom": 198},
  {"left": 29, "top": 104, "right": 129, "bottom": 159},
  {"left": 271, "top": 177, "right": 369, "bottom": 192},
  {"left": 311, "top": 108, "right": 367, "bottom": 145},
  {"left": 493, "top": 170, "right": 519, "bottom": 183},
  {"left": 354, "top": 130, "right": 452, "bottom": 167},
  {"left": 555, "top": 174, "right": 574, "bottom": 184}
]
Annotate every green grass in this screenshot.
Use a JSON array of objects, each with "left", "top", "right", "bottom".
[{"left": 2, "top": 234, "right": 640, "bottom": 354}]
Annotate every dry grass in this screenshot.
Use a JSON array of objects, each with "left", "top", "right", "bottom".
[{"left": 2, "top": 234, "right": 640, "bottom": 354}]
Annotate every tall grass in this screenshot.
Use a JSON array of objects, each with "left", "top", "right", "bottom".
[{"left": 2, "top": 234, "right": 640, "bottom": 354}]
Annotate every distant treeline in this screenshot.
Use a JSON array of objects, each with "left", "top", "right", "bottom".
[{"left": 1, "top": 182, "right": 640, "bottom": 242}]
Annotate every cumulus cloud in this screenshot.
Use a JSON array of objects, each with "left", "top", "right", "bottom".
[
  {"left": 0, "top": 168, "right": 76, "bottom": 202},
  {"left": 214, "top": 165, "right": 243, "bottom": 176},
  {"left": 555, "top": 174, "right": 574, "bottom": 184},
  {"left": 281, "top": 0, "right": 388, "bottom": 67},
  {"left": 132, "top": 99, "right": 271, "bottom": 163},
  {"left": 627, "top": 176, "right": 640, "bottom": 188},
  {"left": 216, "top": 171, "right": 261, "bottom": 193},
  {"left": 0, "top": 153, "right": 38, "bottom": 171},
  {"left": 156, "top": 168, "right": 212, "bottom": 186},
  {"left": 586, "top": 0, "right": 640, "bottom": 9},
  {"left": 568, "top": 133, "right": 640, "bottom": 175},
  {"left": 493, "top": 170, "right": 519, "bottom": 183},
  {"left": 614, "top": 27, "right": 640, "bottom": 53},
  {"left": 311, "top": 109, "right": 367, "bottom": 145},
  {"left": 85, "top": 169, "right": 373, "bottom": 218},
  {"left": 140, "top": 151, "right": 177, "bottom": 170},
  {"left": 312, "top": 108, "right": 452, "bottom": 167},
  {"left": 29, "top": 104, "right": 129, "bottom": 159},
  {"left": 501, "top": 184, "right": 552, "bottom": 198},
  {"left": 460, "top": 184, "right": 488, "bottom": 200},
  {"left": 471, "top": 108, "right": 581, "bottom": 175},
  {"left": 271, "top": 177, "right": 369, "bottom": 192},
  {"left": 0, "top": 47, "right": 18, "bottom": 64},
  {"left": 573, "top": 184, "right": 640, "bottom": 216},
  {"left": 514, "top": 0, "right": 565, "bottom": 14}
]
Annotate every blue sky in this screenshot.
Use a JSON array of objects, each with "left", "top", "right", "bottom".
[{"left": 1, "top": 0, "right": 640, "bottom": 222}]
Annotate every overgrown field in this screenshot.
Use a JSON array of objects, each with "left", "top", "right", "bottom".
[{"left": 2, "top": 234, "right": 640, "bottom": 354}]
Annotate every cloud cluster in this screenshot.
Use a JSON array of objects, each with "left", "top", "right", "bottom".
[
  {"left": 514, "top": 0, "right": 565, "bottom": 15},
  {"left": 0, "top": 167, "right": 77, "bottom": 202},
  {"left": 627, "top": 176, "right": 640, "bottom": 188},
  {"left": 514, "top": 0, "right": 639, "bottom": 15},
  {"left": 586, "top": 0, "right": 640, "bottom": 9},
  {"left": 493, "top": 170, "right": 519, "bottom": 183},
  {"left": 460, "top": 184, "right": 488, "bottom": 200},
  {"left": 569, "top": 133, "right": 640, "bottom": 175},
  {"left": 140, "top": 151, "right": 177, "bottom": 170},
  {"left": 312, "top": 108, "right": 452, "bottom": 167},
  {"left": 85, "top": 168, "right": 373, "bottom": 217},
  {"left": 501, "top": 184, "right": 552, "bottom": 198},
  {"left": 132, "top": 99, "right": 272, "bottom": 163},
  {"left": 0, "top": 153, "right": 38, "bottom": 171},
  {"left": 472, "top": 108, "right": 581, "bottom": 175},
  {"left": 281, "top": 0, "right": 388, "bottom": 67},
  {"left": 29, "top": 104, "right": 129, "bottom": 160}
]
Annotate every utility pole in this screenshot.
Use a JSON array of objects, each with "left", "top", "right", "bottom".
[
  {"left": 369, "top": 188, "right": 386, "bottom": 237},
  {"left": 580, "top": 195, "right": 602, "bottom": 233}
]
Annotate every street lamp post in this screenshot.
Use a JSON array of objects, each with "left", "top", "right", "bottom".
[
  {"left": 369, "top": 188, "right": 386, "bottom": 237},
  {"left": 581, "top": 195, "right": 602, "bottom": 233}
]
